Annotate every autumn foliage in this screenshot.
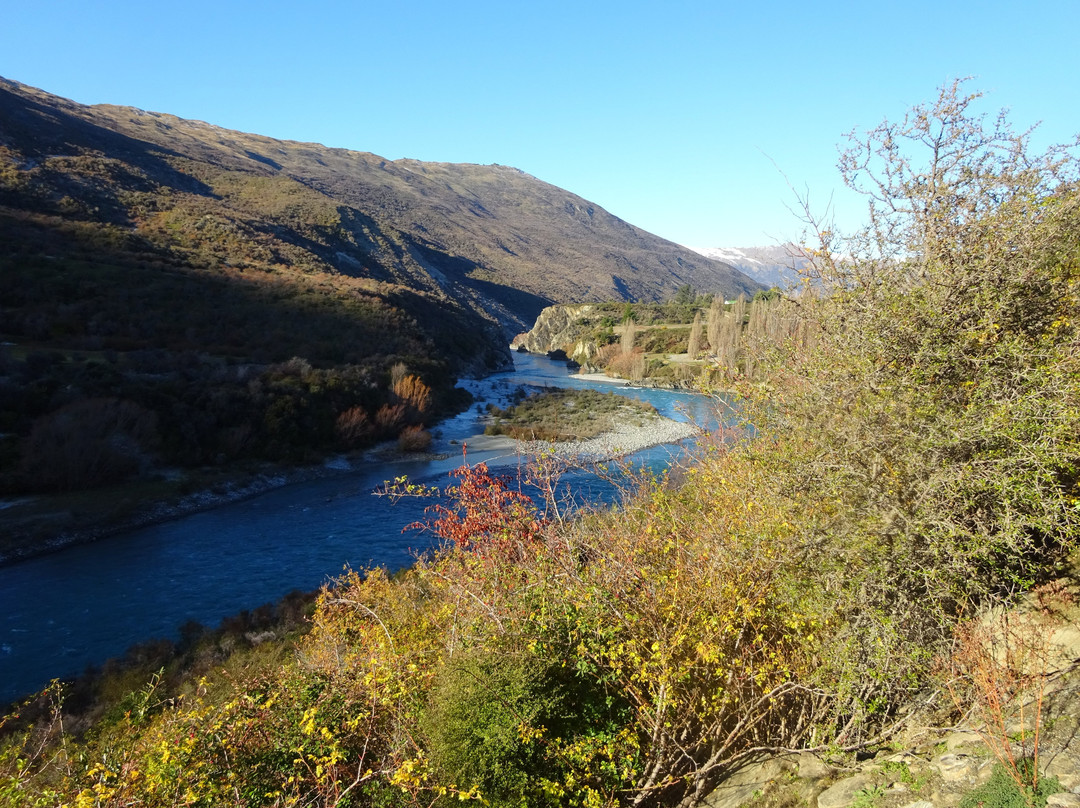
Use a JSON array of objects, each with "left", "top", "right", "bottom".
[
  {"left": 418, "top": 460, "right": 546, "bottom": 560},
  {"left": 3, "top": 83, "right": 1079, "bottom": 807}
]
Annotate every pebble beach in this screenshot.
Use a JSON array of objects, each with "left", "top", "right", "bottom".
[{"left": 521, "top": 413, "right": 699, "bottom": 462}]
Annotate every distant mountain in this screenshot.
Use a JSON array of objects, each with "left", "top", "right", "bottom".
[
  {"left": 0, "top": 78, "right": 761, "bottom": 339},
  {"left": 686, "top": 245, "right": 810, "bottom": 291}
]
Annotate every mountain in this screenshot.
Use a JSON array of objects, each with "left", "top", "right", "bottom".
[
  {"left": 0, "top": 78, "right": 761, "bottom": 338},
  {"left": 686, "top": 244, "right": 810, "bottom": 290},
  {"left": 0, "top": 76, "right": 763, "bottom": 518}
]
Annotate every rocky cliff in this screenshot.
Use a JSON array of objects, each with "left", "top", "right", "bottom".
[{"left": 511, "top": 304, "right": 606, "bottom": 365}]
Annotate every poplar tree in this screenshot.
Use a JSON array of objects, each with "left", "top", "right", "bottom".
[{"left": 686, "top": 311, "right": 702, "bottom": 358}]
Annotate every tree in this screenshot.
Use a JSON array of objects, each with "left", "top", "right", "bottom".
[
  {"left": 672, "top": 283, "right": 696, "bottom": 305},
  {"left": 391, "top": 373, "right": 432, "bottom": 425},
  {"left": 764, "top": 78, "right": 1080, "bottom": 624},
  {"left": 620, "top": 319, "right": 637, "bottom": 356},
  {"left": 686, "top": 311, "right": 702, "bottom": 358},
  {"left": 705, "top": 297, "right": 723, "bottom": 354}
]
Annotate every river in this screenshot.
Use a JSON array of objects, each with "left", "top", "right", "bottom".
[{"left": 0, "top": 353, "right": 726, "bottom": 704}]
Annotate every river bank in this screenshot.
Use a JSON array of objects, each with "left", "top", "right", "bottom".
[
  {"left": 0, "top": 458, "right": 371, "bottom": 567},
  {"left": 0, "top": 410, "right": 697, "bottom": 568},
  {"left": 572, "top": 370, "right": 696, "bottom": 390}
]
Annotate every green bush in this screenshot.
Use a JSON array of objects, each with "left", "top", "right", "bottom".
[
  {"left": 422, "top": 649, "right": 617, "bottom": 806},
  {"left": 959, "top": 761, "right": 1061, "bottom": 808}
]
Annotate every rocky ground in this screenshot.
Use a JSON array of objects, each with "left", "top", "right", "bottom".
[{"left": 705, "top": 579, "right": 1080, "bottom": 808}]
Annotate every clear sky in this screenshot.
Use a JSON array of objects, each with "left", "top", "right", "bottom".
[{"left": 4, "top": 0, "right": 1078, "bottom": 248}]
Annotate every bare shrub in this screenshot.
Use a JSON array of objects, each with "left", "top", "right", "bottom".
[
  {"left": 607, "top": 348, "right": 647, "bottom": 381},
  {"left": 397, "top": 425, "right": 432, "bottom": 453},
  {"left": 594, "top": 342, "right": 622, "bottom": 369},
  {"left": 943, "top": 614, "right": 1055, "bottom": 792},
  {"left": 373, "top": 403, "right": 405, "bottom": 435},
  {"left": 19, "top": 397, "right": 158, "bottom": 491},
  {"left": 335, "top": 406, "right": 373, "bottom": 447}
]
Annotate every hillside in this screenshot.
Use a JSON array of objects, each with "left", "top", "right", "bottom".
[
  {"left": 0, "top": 78, "right": 761, "bottom": 335},
  {"left": 0, "top": 76, "right": 760, "bottom": 542}
]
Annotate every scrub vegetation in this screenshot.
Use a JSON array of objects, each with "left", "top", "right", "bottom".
[
  {"left": 484, "top": 388, "right": 657, "bottom": 441},
  {"left": 552, "top": 287, "right": 809, "bottom": 386},
  {"left": 3, "top": 82, "right": 1079, "bottom": 807}
]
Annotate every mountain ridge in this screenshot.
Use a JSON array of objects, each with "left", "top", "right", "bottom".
[
  {"left": 0, "top": 76, "right": 762, "bottom": 335},
  {"left": 686, "top": 243, "right": 809, "bottom": 290}
]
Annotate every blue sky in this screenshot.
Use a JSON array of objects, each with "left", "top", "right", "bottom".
[{"left": 4, "top": 0, "right": 1078, "bottom": 247}]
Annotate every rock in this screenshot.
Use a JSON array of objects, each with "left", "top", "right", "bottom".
[
  {"left": 945, "top": 730, "right": 981, "bottom": 752},
  {"left": 797, "top": 752, "right": 832, "bottom": 779},
  {"left": 1047, "top": 794, "right": 1080, "bottom": 808},
  {"left": 815, "top": 773, "right": 876, "bottom": 808},
  {"left": 702, "top": 759, "right": 791, "bottom": 808},
  {"left": 898, "top": 802, "right": 934, "bottom": 808},
  {"left": 933, "top": 752, "right": 983, "bottom": 784},
  {"left": 1046, "top": 624, "right": 1080, "bottom": 670},
  {"left": 1005, "top": 716, "right": 1040, "bottom": 736},
  {"left": 511, "top": 304, "right": 598, "bottom": 358},
  {"left": 1045, "top": 751, "right": 1080, "bottom": 791}
]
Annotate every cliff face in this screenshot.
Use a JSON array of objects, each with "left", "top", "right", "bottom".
[{"left": 511, "top": 304, "right": 602, "bottom": 363}]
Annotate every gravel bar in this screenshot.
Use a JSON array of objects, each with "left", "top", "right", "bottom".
[{"left": 521, "top": 414, "right": 698, "bottom": 462}]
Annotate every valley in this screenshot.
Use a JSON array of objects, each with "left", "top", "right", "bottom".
[{"left": 1, "top": 77, "right": 1076, "bottom": 808}]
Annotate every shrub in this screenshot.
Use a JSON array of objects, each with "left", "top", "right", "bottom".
[
  {"left": 959, "top": 761, "right": 1061, "bottom": 808},
  {"left": 748, "top": 79, "right": 1080, "bottom": 617},
  {"left": 397, "top": 425, "right": 432, "bottom": 453},
  {"left": 19, "top": 397, "right": 158, "bottom": 491},
  {"left": 422, "top": 647, "right": 633, "bottom": 808},
  {"left": 335, "top": 405, "right": 373, "bottom": 447},
  {"left": 374, "top": 402, "right": 406, "bottom": 434}
]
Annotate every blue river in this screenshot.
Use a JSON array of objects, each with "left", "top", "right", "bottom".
[{"left": 0, "top": 353, "right": 729, "bottom": 703}]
